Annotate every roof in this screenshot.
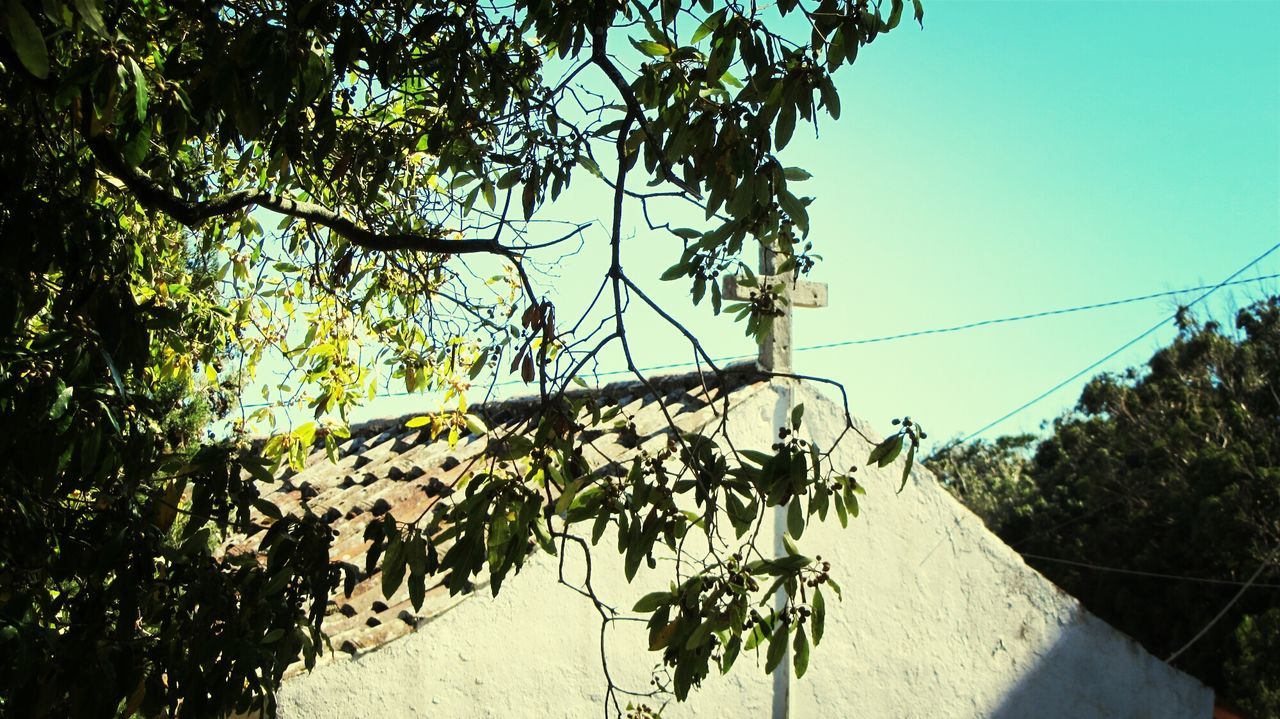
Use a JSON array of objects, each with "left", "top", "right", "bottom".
[{"left": 227, "top": 364, "right": 771, "bottom": 671}]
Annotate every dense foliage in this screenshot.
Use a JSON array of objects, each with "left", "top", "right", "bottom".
[
  {"left": 0, "top": 0, "right": 921, "bottom": 715},
  {"left": 930, "top": 297, "right": 1280, "bottom": 717}
]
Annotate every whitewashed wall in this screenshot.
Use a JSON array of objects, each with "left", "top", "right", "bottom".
[{"left": 274, "top": 381, "right": 1212, "bottom": 718}]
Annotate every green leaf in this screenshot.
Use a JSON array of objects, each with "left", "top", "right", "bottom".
[
  {"left": 575, "top": 155, "right": 603, "bottom": 178},
  {"left": 793, "top": 626, "right": 810, "bottom": 678},
  {"left": 826, "top": 576, "right": 843, "bottom": 599},
  {"left": 691, "top": 8, "right": 724, "bottom": 44},
  {"left": 660, "top": 262, "right": 687, "bottom": 281},
  {"left": 790, "top": 403, "right": 804, "bottom": 429},
  {"left": 469, "top": 350, "right": 490, "bottom": 380},
  {"left": 778, "top": 188, "right": 807, "bottom": 229},
  {"left": 531, "top": 516, "right": 556, "bottom": 555},
  {"left": 591, "top": 511, "right": 609, "bottom": 544},
  {"left": 750, "top": 554, "right": 811, "bottom": 575},
  {"left": 783, "top": 167, "right": 812, "bottom": 182},
  {"left": 121, "top": 121, "right": 152, "bottom": 166},
  {"left": 787, "top": 498, "right": 804, "bottom": 540},
  {"left": 493, "top": 434, "right": 534, "bottom": 460},
  {"left": 240, "top": 455, "right": 276, "bottom": 484},
  {"left": 73, "top": 0, "right": 105, "bottom": 37},
  {"left": 886, "top": 0, "right": 904, "bottom": 30},
  {"left": 833, "top": 488, "right": 848, "bottom": 528},
  {"left": 464, "top": 414, "right": 488, "bottom": 435},
  {"left": 487, "top": 506, "right": 514, "bottom": 571},
  {"left": 649, "top": 619, "right": 677, "bottom": 651},
  {"left": 342, "top": 563, "right": 358, "bottom": 597},
  {"left": 898, "top": 441, "right": 916, "bottom": 493},
  {"left": 408, "top": 571, "right": 426, "bottom": 611},
  {"left": 623, "top": 521, "right": 644, "bottom": 581},
  {"left": 630, "top": 38, "right": 670, "bottom": 57},
  {"left": 554, "top": 479, "right": 581, "bottom": 516},
  {"left": 633, "top": 591, "right": 672, "bottom": 613},
  {"left": 721, "top": 634, "right": 742, "bottom": 674},
  {"left": 684, "top": 620, "right": 716, "bottom": 650},
  {"left": 781, "top": 531, "right": 800, "bottom": 557},
  {"left": 252, "top": 498, "right": 283, "bottom": 520},
  {"left": 129, "top": 58, "right": 149, "bottom": 120},
  {"left": 49, "top": 382, "right": 72, "bottom": 420},
  {"left": 819, "top": 77, "right": 841, "bottom": 120},
  {"left": 765, "top": 622, "right": 788, "bottom": 674},
  {"left": 812, "top": 587, "right": 826, "bottom": 645},
  {"left": 98, "top": 347, "right": 128, "bottom": 397},
  {"left": 6, "top": 0, "right": 49, "bottom": 79},
  {"left": 775, "top": 102, "right": 796, "bottom": 150},
  {"left": 913, "top": 0, "right": 925, "bottom": 26},
  {"left": 381, "top": 534, "right": 407, "bottom": 598},
  {"left": 868, "top": 433, "right": 904, "bottom": 467}
]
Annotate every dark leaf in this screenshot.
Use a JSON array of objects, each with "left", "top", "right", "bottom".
[
  {"left": 787, "top": 497, "right": 804, "bottom": 539},
  {"left": 49, "top": 382, "right": 72, "bottom": 420},
  {"left": 630, "top": 38, "right": 671, "bottom": 56},
  {"left": 521, "top": 352, "right": 535, "bottom": 384},
  {"left": 633, "top": 591, "right": 673, "bottom": 613},
  {"left": 73, "top": 0, "right": 106, "bottom": 37},
  {"left": 793, "top": 626, "right": 810, "bottom": 678},
  {"left": 252, "top": 498, "right": 283, "bottom": 520},
  {"left": 765, "top": 621, "right": 788, "bottom": 674},
  {"left": 381, "top": 534, "right": 407, "bottom": 598},
  {"left": 812, "top": 586, "right": 826, "bottom": 645},
  {"left": 776, "top": 102, "right": 797, "bottom": 150},
  {"left": 5, "top": 0, "right": 49, "bottom": 79},
  {"left": 869, "top": 434, "right": 904, "bottom": 467},
  {"left": 899, "top": 441, "right": 916, "bottom": 493},
  {"left": 691, "top": 9, "right": 724, "bottom": 43}
]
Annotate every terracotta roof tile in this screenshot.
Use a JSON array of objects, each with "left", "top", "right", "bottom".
[{"left": 226, "top": 363, "right": 769, "bottom": 673}]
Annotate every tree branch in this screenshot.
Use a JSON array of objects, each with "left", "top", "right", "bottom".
[
  {"left": 86, "top": 135, "right": 509, "bottom": 256},
  {"left": 590, "top": 42, "right": 700, "bottom": 199}
]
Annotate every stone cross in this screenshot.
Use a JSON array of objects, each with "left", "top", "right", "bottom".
[{"left": 722, "top": 243, "right": 828, "bottom": 373}]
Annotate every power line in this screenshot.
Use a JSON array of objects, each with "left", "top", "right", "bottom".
[
  {"left": 491, "top": 270, "right": 1280, "bottom": 387},
  {"left": 1166, "top": 555, "right": 1275, "bottom": 664},
  {"left": 795, "top": 273, "right": 1280, "bottom": 352},
  {"left": 238, "top": 269, "right": 1280, "bottom": 409},
  {"left": 1019, "top": 552, "right": 1280, "bottom": 589},
  {"left": 958, "top": 245, "right": 1280, "bottom": 443}
]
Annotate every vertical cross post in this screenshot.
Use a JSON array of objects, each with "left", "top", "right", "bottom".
[
  {"left": 722, "top": 243, "right": 829, "bottom": 374},
  {"left": 723, "top": 241, "right": 829, "bottom": 719}
]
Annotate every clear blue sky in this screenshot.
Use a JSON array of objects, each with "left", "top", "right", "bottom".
[{"left": 345, "top": 1, "right": 1280, "bottom": 449}]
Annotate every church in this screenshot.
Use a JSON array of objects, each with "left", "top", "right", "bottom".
[{"left": 236, "top": 258, "right": 1212, "bottom": 718}]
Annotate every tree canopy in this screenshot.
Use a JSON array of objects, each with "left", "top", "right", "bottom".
[
  {"left": 929, "top": 297, "right": 1280, "bottom": 717},
  {"left": 0, "top": 0, "right": 923, "bottom": 716}
]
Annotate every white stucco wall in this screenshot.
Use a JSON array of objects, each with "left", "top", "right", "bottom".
[{"left": 274, "top": 381, "right": 1212, "bottom": 718}]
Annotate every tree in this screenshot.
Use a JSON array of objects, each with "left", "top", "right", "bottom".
[
  {"left": 0, "top": 0, "right": 924, "bottom": 716},
  {"left": 928, "top": 297, "right": 1280, "bottom": 717}
]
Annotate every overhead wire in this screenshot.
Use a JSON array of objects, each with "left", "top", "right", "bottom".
[
  {"left": 795, "top": 273, "right": 1280, "bottom": 352},
  {"left": 1165, "top": 555, "right": 1275, "bottom": 664},
  {"left": 1019, "top": 553, "right": 1280, "bottom": 589},
  {"left": 435, "top": 269, "right": 1280, "bottom": 391},
  {"left": 237, "top": 268, "right": 1280, "bottom": 409},
  {"left": 957, "top": 244, "right": 1280, "bottom": 443}
]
